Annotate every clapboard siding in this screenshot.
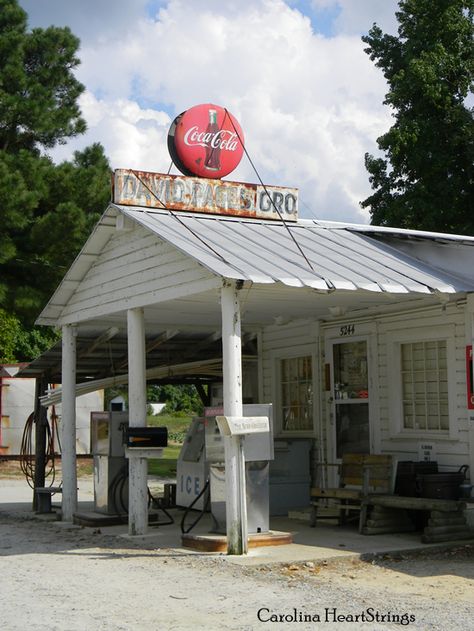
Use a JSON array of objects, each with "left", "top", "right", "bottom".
[
  {"left": 374, "top": 304, "right": 469, "bottom": 466},
  {"left": 261, "top": 320, "right": 318, "bottom": 405},
  {"left": 260, "top": 302, "right": 471, "bottom": 476},
  {"left": 59, "top": 225, "right": 218, "bottom": 322}
]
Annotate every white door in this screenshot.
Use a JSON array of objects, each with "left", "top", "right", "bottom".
[{"left": 326, "top": 335, "right": 373, "bottom": 464}]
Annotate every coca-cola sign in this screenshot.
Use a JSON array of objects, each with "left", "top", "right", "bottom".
[{"left": 168, "top": 103, "right": 244, "bottom": 179}]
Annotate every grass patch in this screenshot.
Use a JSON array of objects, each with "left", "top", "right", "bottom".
[
  {"left": 147, "top": 413, "right": 193, "bottom": 443},
  {"left": 148, "top": 443, "right": 180, "bottom": 478},
  {"left": 147, "top": 414, "right": 190, "bottom": 478}
]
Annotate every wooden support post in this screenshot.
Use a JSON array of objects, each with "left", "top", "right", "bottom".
[
  {"left": 127, "top": 307, "right": 148, "bottom": 536},
  {"left": 33, "top": 376, "right": 49, "bottom": 510},
  {"left": 61, "top": 324, "right": 77, "bottom": 521},
  {"left": 221, "top": 281, "right": 247, "bottom": 555}
]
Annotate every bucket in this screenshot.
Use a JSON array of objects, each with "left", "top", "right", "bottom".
[
  {"left": 459, "top": 483, "right": 473, "bottom": 499},
  {"left": 416, "top": 465, "right": 469, "bottom": 500}
]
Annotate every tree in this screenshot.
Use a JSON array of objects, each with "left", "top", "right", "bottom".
[
  {"left": 148, "top": 385, "right": 204, "bottom": 415},
  {"left": 361, "top": 0, "right": 474, "bottom": 234},
  {"left": 0, "top": 1, "right": 111, "bottom": 358},
  {"left": 0, "top": 0, "right": 86, "bottom": 153}
]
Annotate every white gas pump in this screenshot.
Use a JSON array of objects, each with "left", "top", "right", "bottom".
[
  {"left": 176, "top": 404, "right": 273, "bottom": 534},
  {"left": 90, "top": 411, "right": 129, "bottom": 514},
  {"left": 176, "top": 417, "right": 209, "bottom": 510}
]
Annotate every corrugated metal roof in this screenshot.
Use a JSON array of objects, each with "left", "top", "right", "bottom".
[{"left": 116, "top": 205, "right": 473, "bottom": 295}]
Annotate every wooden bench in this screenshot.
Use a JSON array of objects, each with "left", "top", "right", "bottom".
[
  {"left": 360, "top": 494, "right": 473, "bottom": 543},
  {"left": 35, "top": 486, "right": 62, "bottom": 514},
  {"left": 310, "top": 453, "right": 393, "bottom": 532}
]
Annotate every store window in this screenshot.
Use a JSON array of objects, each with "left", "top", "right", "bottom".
[
  {"left": 280, "top": 356, "right": 313, "bottom": 431},
  {"left": 401, "top": 340, "right": 449, "bottom": 432}
]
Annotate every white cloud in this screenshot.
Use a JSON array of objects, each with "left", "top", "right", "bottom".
[
  {"left": 311, "top": 0, "right": 399, "bottom": 36},
  {"left": 21, "top": 0, "right": 394, "bottom": 224}
]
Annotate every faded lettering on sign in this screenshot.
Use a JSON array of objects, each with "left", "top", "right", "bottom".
[{"left": 113, "top": 169, "right": 298, "bottom": 221}]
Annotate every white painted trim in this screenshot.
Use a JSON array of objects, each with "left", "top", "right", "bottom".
[
  {"left": 464, "top": 294, "right": 474, "bottom": 480},
  {"left": 386, "top": 324, "right": 459, "bottom": 441},
  {"left": 323, "top": 326, "right": 377, "bottom": 468},
  {"left": 56, "top": 276, "right": 222, "bottom": 326},
  {"left": 257, "top": 330, "right": 264, "bottom": 404},
  {"left": 270, "top": 345, "right": 318, "bottom": 438}
]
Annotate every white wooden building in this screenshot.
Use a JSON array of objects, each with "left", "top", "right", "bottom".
[
  {"left": 0, "top": 363, "right": 103, "bottom": 456},
  {"left": 32, "top": 201, "right": 474, "bottom": 548}
]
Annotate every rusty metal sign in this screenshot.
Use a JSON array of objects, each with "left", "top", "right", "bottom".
[{"left": 113, "top": 169, "right": 298, "bottom": 221}]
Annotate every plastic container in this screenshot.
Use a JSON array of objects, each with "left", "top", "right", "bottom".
[{"left": 416, "top": 465, "right": 469, "bottom": 500}]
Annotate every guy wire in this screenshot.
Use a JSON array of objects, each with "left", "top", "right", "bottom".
[
  {"left": 223, "top": 108, "right": 318, "bottom": 276},
  {"left": 127, "top": 168, "right": 230, "bottom": 265}
]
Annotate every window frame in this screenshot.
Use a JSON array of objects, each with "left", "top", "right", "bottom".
[
  {"left": 387, "top": 325, "right": 458, "bottom": 440},
  {"left": 272, "top": 347, "right": 316, "bottom": 437}
]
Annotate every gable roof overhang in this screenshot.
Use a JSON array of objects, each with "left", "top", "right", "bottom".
[
  {"left": 27, "top": 204, "right": 474, "bottom": 394},
  {"left": 36, "top": 204, "right": 474, "bottom": 330}
]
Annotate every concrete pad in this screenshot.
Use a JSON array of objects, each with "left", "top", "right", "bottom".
[{"left": 2, "top": 477, "right": 473, "bottom": 567}]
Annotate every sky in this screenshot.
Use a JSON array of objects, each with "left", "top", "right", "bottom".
[{"left": 19, "top": 0, "right": 400, "bottom": 223}]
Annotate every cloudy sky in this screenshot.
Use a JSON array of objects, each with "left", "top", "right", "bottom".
[{"left": 19, "top": 0, "right": 400, "bottom": 223}]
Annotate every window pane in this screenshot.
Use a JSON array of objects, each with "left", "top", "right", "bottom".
[
  {"left": 280, "top": 355, "right": 312, "bottom": 431},
  {"left": 336, "top": 403, "right": 370, "bottom": 458},
  {"left": 400, "top": 340, "right": 449, "bottom": 432}
]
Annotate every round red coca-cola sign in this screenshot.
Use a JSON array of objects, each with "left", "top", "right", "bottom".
[{"left": 168, "top": 103, "right": 244, "bottom": 179}]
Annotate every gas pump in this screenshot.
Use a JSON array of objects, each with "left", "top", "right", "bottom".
[
  {"left": 90, "top": 411, "right": 128, "bottom": 515},
  {"left": 176, "top": 404, "right": 273, "bottom": 534},
  {"left": 91, "top": 411, "right": 169, "bottom": 518},
  {"left": 176, "top": 417, "right": 208, "bottom": 510}
]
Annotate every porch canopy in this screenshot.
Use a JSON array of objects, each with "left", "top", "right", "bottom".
[
  {"left": 27, "top": 202, "right": 474, "bottom": 549},
  {"left": 28, "top": 204, "right": 474, "bottom": 404},
  {"left": 36, "top": 203, "right": 474, "bottom": 335}
]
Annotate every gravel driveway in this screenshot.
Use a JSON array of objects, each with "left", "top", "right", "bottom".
[{"left": 0, "top": 511, "right": 472, "bottom": 631}]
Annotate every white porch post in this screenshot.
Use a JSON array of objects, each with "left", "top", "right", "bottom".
[
  {"left": 467, "top": 295, "right": 474, "bottom": 484},
  {"left": 61, "top": 324, "right": 77, "bottom": 521},
  {"left": 221, "top": 281, "right": 248, "bottom": 555},
  {"left": 127, "top": 307, "right": 148, "bottom": 535}
]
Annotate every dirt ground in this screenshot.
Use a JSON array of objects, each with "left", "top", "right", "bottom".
[{"left": 1, "top": 460, "right": 473, "bottom": 631}]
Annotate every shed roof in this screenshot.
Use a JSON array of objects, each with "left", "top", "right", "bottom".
[
  {"left": 115, "top": 205, "right": 474, "bottom": 294},
  {"left": 37, "top": 205, "right": 474, "bottom": 329},
  {"left": 26, "top": 206, "right": 474, "bottom": 391}
]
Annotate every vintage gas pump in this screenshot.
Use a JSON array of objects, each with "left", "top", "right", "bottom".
[
  {"left": 176, "top": 417, "right": 208, "bottom": 510},
  {"left": 90, "top": 411, "right": 128, "bottom": 514},
  {"left": 176, "top": 404, "right": 273, "bottom": 533}
]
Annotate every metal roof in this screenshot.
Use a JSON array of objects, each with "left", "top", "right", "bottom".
[
  {"left": 116, "top": 205, "right": 474, "bottom": 295},
  {"left": 25, "top": 206, "right": 474, "bottom": 387}
]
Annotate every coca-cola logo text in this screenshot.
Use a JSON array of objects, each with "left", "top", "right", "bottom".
[
  {"left": 168, "top": 103, "right": 244, "bottom": 179},
  {"left": 183, "top": 127, "right": 239, "bottom": 152}
]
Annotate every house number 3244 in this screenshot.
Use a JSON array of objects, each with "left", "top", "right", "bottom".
[{"left": 339, "top": 324, "right": 355, "bottom": 336}]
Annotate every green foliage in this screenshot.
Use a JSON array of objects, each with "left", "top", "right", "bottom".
[
  {"left": 148, "top": 384, "right": 204, "bottom": 415},
  {"left": 0, "top": 309, "right": 20, "bottom": 362},
  {"left": 361, "top": 0, "right": 474, "bottom": 234},
  {"left": 0, "top": 1, "right": 112, "bottom": 348},
  {"left": 1, "top": 143, "right": 111, "bottom": 327},
  {"left": 148, "top": 444, "right": 181, "bottom": 478},
  {"left": 0, "top": 0, "right": 85, "bottom": 153},
  {"left": 0, "top": 308, "right": 58, "bottom": 362},
  {"left": 147, "top": 413, "right": 193, "bottom": 444}
]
